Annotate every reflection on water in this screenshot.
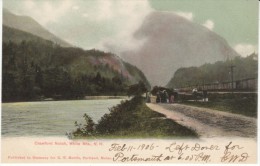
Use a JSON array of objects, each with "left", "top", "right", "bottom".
[{"left": 2, "top": 99, "right": 123, "bottom": 137}]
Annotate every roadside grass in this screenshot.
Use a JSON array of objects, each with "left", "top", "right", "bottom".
[
  {"left": 72, "top": 96, "right": 198, "bottom": 139},
  {"left": 181, "top": 97, "right": 257, "bottom": 118}
]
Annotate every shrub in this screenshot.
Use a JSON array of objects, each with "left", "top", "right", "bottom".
[{"left": 72, "top": 114, "right": 96, "bottom": 137}]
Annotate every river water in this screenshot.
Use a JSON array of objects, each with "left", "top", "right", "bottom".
[{"left": 1, "top": 99, "right": 123, "bottom": 137}]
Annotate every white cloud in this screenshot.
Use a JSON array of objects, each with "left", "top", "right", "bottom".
[
  {"left": 22, "top": 0, "right": 73, "bottom": 25},
  {"left": 92, "top": 0, "right": 152, "bottom": 53},
  {"left": 234, "top": 44, "right": 257, "bottom": 57},
  {"left": 96, "top": 0, "right": 113, "bottom": 21},
  {"left": 72, "top": 5, "right": 79, "bottom": 10},
  {"left": 24, "top": 0, "right": 35, "bottom": 9},
  {"left": 82, "top": 13, "right": 89, "bottom": 18},
  {"left": 175, "top": 11, "right": 193, "bottom": 21},
  {"left": 13, "top": 0, "right": 152, "bottom": 53},
  {"left": 203, "top": 19, "right": 214, "bottom": 30}
]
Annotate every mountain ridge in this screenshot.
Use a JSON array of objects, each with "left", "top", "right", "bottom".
[
  {"left": 121, "top": 11, "right": 240, "bottom": 86},
  {"left": 3, "top": 8, "right": 72, "bottom": 47},
  {"left": 2, "top": 23, "right": 150, "bottom": 102},
  {"left": 166, "top": 53, "right": 258, "bottom": 89}
]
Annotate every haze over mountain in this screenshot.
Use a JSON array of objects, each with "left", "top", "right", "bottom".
[
  {"left": 3, "top": 8, "right": 72, "bottom": 47},
  {"left": 121, "top": 12, "right": 240, "bottom": 86},
  {"left": 3, "top": 25, "right": 48, "bottom": 44}
]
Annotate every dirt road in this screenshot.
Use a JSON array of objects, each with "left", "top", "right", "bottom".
[{"left": 146, "top": 103, "right": 257, "bottom": 138}]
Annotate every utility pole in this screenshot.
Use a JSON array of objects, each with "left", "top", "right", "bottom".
[{"left": 230, "top": 65, "right": 236, "bottom": 94}]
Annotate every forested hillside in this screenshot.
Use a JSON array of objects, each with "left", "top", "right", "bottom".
[
  {"left": 2, "top": 28, "right": 150, "bottom": 102},
  {"left": 166, "top": 53, "right": 257, "bottom": 88}
]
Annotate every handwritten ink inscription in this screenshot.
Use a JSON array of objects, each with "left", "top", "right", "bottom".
[
  {"left": 221, "top": 142, "right": 249, "bottom": 163},
  {"left": 109, "top": 141, "right": 250, "bottom": 163}
]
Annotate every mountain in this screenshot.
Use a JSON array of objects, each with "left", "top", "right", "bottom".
[
  {"left": 2, "top": 26, "right": 150, "bottom": 102},
  {"left": 166, "top": 53, "right": 258, "bottom": 88},
  {"left": 3, "top": 25, "right": 53, "bottom": 44},
  {"left": 3, "top": 8, "right": 72, "bottom": 47},
  {"left": 121, "top": 11, "right": 239, "bottom": 86}
]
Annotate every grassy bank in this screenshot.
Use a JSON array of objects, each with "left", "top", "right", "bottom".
[
  {"left": 72, "top": 96, "right": 198, "bottom": 139},
  {"left": 181, "top": 97, "right": 257, "bottom": 117}
]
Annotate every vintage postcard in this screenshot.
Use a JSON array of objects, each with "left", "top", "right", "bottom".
[{"left": 1, "top": 0, "right": 258, "bottom": 164}]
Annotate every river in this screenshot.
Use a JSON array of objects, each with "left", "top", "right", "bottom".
[{"left": 1, "top": 99, "right": 124, "bottom": 137}]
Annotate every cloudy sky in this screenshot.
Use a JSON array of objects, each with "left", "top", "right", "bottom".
[{"left": 3, "top": 0, "right": 258, "bottom": 57}]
